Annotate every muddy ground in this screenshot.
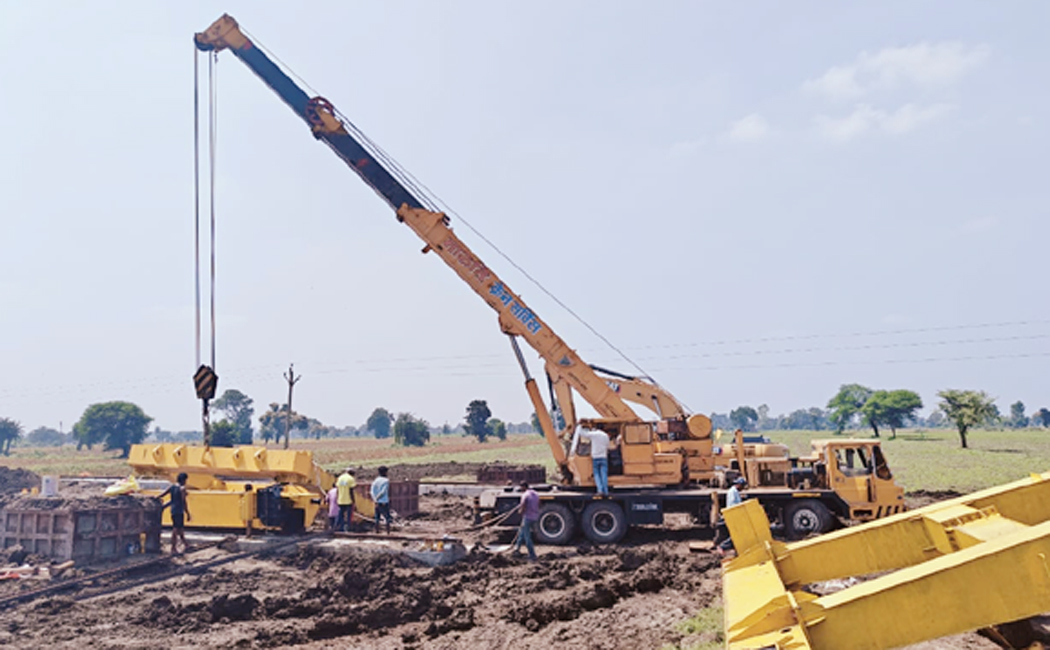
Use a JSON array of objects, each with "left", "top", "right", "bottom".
[{"left": 0, "top": 468, "right": 1011, "bottom": 649}]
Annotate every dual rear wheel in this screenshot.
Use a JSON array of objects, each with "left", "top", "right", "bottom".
[{"left": 533, "top": 500, "right": 628, "bottom": 545}]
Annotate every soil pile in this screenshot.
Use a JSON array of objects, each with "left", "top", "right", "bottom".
[
  {"left": 0, "top": 519, "right": 722, "bottom": 649},
  {"left": 0, "top": 467, "right": 40, "bottom": 495},
  {"left": 0, "top": 493, "right": 156, "bottom": 511}
]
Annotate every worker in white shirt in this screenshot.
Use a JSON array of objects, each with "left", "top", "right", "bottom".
[{"left": 579, "top": 429, "right": 611, "bottom": 496}]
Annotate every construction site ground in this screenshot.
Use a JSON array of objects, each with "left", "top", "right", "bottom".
[{"left": 0, "top": 468, "right": 1016, "bottom": 649}]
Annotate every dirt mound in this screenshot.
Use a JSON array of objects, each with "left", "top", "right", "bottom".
[
  {"left": 0, "top": 493, "right": 156, "bottom": 511},
  {"left": 0, "top": 467, "right": 39, "bottom": 495}
]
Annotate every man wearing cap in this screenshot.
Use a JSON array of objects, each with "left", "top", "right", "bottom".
[
  {"left": 335, "top": 468, "right": 357, "bottom": 532},
  {"left": 726, "top": 477, "right": 746, "bottom": 508},
  {"left": 715, "top": 477, "right": 747, "bottom": 557}
]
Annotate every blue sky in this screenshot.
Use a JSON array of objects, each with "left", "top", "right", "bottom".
[{"left": 1, "top": 2, "right": 1047, "bottom": 433}]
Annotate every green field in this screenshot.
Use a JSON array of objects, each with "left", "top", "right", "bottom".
[
  {"left": 2, "top": 428, "right": 1047, "bottom": 494},
  {"left": 760, "top": 427, "right": 1050, "bottom": 493}
]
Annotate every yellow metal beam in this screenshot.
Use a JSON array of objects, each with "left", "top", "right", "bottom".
[
  {"left": 129, "top": 443, "right": 333, "bottom": 492},
  {"left": 724, "top": 471, "right": 1050, "bottom": 650}
]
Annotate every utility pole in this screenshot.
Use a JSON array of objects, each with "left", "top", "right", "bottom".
[{"left": 282, "top": 363, "right": 301, "bottom": 450}]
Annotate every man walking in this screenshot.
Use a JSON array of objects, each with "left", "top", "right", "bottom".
[
  {"left": 158, "top": 472, "right": 191, "bottom": 555},
  {"left": 335, "top": 467, "right": 357, "bottom": 532},
  {"left": 370, "top": 466, "right": 392, "bottom": 534},
  {"left": 512, "top": 481, "right": 540, "bottom": 561},
  {"left": 579, "top": 428, "right": 611, "bottom": 496}
]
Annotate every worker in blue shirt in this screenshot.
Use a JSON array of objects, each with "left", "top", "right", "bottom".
[
  {"left": 370, "top": 466, "right": 392, "bottom": 534},
  {"left": 714, "top": 477, "right": 747, "bottom": 557}
]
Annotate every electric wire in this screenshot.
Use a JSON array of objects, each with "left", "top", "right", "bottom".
[
  {"left": 2, "top": 347, "right": 1046, "bottom": 403},
  {"left": 633, "top": 318, "right": 1050, "bottom": 351}
]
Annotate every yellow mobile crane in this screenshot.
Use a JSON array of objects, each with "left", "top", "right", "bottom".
[{"left": 193, "top": 15, "right": 905, "bottom": 543}]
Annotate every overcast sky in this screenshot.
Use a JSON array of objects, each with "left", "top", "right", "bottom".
[{"left": 1, "top": 2, "right": 1047, "bottom": 434}]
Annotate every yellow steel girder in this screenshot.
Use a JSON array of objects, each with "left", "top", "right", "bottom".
[{"left": 722, "top": 471, "right": 1050, "bottom": 650}]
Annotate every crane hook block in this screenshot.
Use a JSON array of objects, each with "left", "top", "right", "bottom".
[{"left": 194, "top": 365, "right": 218, "bottom": 401}]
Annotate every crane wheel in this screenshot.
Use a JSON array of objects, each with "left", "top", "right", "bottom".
[
  {"left": 783, "top": 499, "right": 832, "bottom": 540},
  {"left": 535, "top": 503, "right": 576, "bottom": 545},
  {"left": 580, "top": 501, "right": 627, "bottom": 544}
]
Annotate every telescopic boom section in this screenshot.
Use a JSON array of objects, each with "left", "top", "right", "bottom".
[{"left": 194, "top": 15, "right": 642, "bottom": 430}]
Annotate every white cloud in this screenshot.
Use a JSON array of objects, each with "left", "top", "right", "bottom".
[
  {"left": 726, "top": 113, "right": 770, "bottom": 142},
  {"left": 805, "top": 42, "right": 990, "bottom": 100},
  {"left": 814, "top": 103, "right": 953, "bottom": 142}
]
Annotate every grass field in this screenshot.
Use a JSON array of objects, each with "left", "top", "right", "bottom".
[{"left": 1, "top": 429, "right": 1048, "bottom": 493}]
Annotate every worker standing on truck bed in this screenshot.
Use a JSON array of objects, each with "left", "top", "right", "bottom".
[
  {"left": 579, "top": 429, "right": 611, "bottom": 496},
  {"left": 371, "top": 466, "right": 392, "bottom": 534},
  {"left": 336, "top": 468, "right": 357, "bottom": 532}
]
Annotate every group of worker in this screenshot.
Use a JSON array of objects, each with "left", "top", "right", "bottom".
[{"left": 325, "top": 466, "right": 395, "bottom": 535}]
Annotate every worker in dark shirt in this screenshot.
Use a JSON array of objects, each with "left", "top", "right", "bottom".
[
  {"left": 159, "top": 472, "right": 192, "bottom": 555},
  {"left": 512, "top": 481, "right": 540, "bottom": 561}
]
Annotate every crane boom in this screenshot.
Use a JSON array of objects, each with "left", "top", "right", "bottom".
[
  {"left": 194, "top": 20, "right": 642, "bottom": 405},
  {"left": 195, "top": 15, "right": 711, "bottom": 487}
]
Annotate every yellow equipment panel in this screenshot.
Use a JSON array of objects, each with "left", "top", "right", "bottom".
[{"left": 722, "top": 471, "right": 1050, "bottom": 650}]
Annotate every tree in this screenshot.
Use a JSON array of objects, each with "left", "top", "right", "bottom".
[
  {"left": 827, "top": 384, "right": 873, "bottom": 435},
  {"left": 756, "top": 404, "right": 772, "bottom": 431},
  {"left": 1008, "top": 401, "right": 1029, "bottom": 429},
  {"left": 860, "top": 390, "right": 922, "bottom": 439},
  {"left": 366, "top": 408, "right": 394, "bottom": 439},
  {"left": 729, "top": 406, "right": 758, "bottom": 432},
  {"left": 26, "top": 426, "right": 67, "bottom": 447},
  {"left": 938, "top": 390, "right": 997, "bottom": 449},
  {"left": 0, "top": 418, "right": 23, "bottom": 455},
  {"left": 464, "top": 400, "right": 492, "bottom": 442},
  {"left": 258, "top": 403, "right": 307, "bottom": 446},
  {"left": 530, "top": 411, "right": 543, "bottom": 435},
  {"left": 73, "top": 402, "right": 152, "bottom": 458},
  {"left": 1034, "top": 408, "right": 1050, "bottom": 428},
  {"left": 488, "top": 418, "right": 507, "bottom": 441},
  {"left": 213, "top": 389, "right": 254, "bottom": 444},
  {"left": 393, "top": 413, "right": 430, "bottom": 447},
  {"left": 209, "top": 420, "right": 240, "bottom": 447}
]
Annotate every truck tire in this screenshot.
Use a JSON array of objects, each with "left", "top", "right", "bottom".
[
  {"left": 784, "top": 499, "right": 832, "bottom": 540},
  {"left": 535, "top": 503, "right": 576, "bottom": 545},
  {"left": 580, "top": 501, "right": 627, "bottom": 544}
]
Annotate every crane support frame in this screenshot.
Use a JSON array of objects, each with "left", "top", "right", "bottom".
[{"left": 722, "top": 471, "right": 1050, "bottom": 650}]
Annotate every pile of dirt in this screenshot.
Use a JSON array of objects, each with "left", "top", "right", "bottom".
[
  {"left": 0, "top": 493, "right": 156, "bottom": 511},
  {"left": 0, "top": 467, "right": 40, "bottom": 495},
  {"left": 0, "top": 510, "right": 723, "bottom": 649}
]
